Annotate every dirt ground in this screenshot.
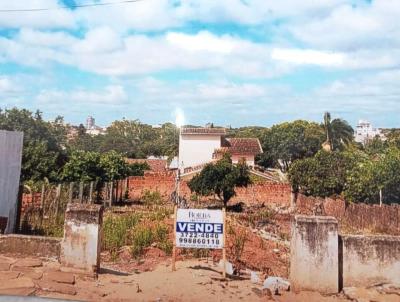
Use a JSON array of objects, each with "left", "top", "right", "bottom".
[{"left": 2, "top": 255, "right": 399, "bottom": 302}]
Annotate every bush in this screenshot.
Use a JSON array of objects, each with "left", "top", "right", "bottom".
[
  {"left": 102, "top": 214, "right": 140, "bottom": 251},
  {"left": 130, "top": 224, "right": 154, "bottom": 258},
  {"left": 142, "top": 190, "right": 164, "bottom": 206}
]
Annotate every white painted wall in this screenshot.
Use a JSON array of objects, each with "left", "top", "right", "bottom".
[
  {"left": 179, "top": 133, "right": 222, "bottom": 171},
  {"left": 0, "top": 130, "right": 23, "bottom": 234},
  {"left": 231, "top": 154, "right": 255, "bottom": 166}
]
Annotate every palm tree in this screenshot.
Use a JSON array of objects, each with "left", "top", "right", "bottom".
[{"left": 323, "top": 112, "right": 354, "bottom": 151}]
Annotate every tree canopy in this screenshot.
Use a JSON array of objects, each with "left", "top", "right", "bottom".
[
  {"left": 259, "top": 120, "right": 325, "bottom": 171},
  {"left": 188, "top": 154, "right": 251, "bottom": 206}
]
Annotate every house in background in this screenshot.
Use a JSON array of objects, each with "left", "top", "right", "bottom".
[
  {"left": 355, "top": 120, "right": 385, "bottom": 145},
  {"left": 178, "top": 127, "right": 263, "bottom": 174}
]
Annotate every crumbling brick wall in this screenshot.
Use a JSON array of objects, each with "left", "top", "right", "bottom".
[
  {"left": 126, "top": 173, "right": 292, "bottom": 207},
  {"left": 296, "top": 194, "right": 400, "bottom": 235}
]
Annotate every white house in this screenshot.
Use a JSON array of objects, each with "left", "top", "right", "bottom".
[
  {"left": 178, "top": 127, "right": 263, "bottom": 173},
  {"left": 355, "top": 120, "right": 385, "bottom": 144}
]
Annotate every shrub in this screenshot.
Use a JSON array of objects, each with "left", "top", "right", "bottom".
[
  {"left": 142, "top": 190, "right": 164, "bottom": 206},
  {"left": 130, "top": 224, "right": 154, "bottom": 258},
  {"left": 102, "top": 214, "right": 140, "bottom": 251}
]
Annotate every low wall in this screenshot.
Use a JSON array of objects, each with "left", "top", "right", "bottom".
[
  {"left": 341, "top": 235, "right": 400, "bottom": 287},
  {"left": 296, "top": 195, "right": 400, "bottom": 235},
  {"left": 0, "top": 234, "right": 61, "bottom": 258}
]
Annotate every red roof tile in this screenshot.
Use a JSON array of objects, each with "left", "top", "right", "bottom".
[
  {"left": 125, "top": 159, "right": 167, "bottom": 173},
  {"left": 220, "top": 138, "right": 263, "bottom": 155}
]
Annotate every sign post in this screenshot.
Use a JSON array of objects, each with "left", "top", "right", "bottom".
[
  {"left": 173, "top": 208, "right": 226, "bottom": 277},
  {"left": 172, "top": 204, "right": 177, "bottom": 271},
  {"left": 222, "top": 206, "right": 226, "bottom": 278}
]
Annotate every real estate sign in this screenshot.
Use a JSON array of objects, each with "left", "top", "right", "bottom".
[{"left": 176, "top": 209, "right": 224, "bottom": 249}]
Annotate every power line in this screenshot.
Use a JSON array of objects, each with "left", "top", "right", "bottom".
[{"left": 0, "top": 0, "right": 147, "bottom": 12}]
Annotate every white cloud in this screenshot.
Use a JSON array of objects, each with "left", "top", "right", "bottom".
[
  {"left": 289, "top": 0, "right": 400, "bottom": 51},
  {"left": 166, "top": 31, "right": 235, "bottom": 54},
  {"left": 271, "top": 48, "right": 344, "bottom": 66},
  {"left": 36, "top": 85, "right": 127, "bottom": 105},
  {"left": 0, "top": 0, "right": 75, "bottom": 29}
]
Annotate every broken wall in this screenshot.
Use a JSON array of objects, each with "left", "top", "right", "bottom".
[
  {"left": 0, "top": 130, "right": 23, "bottom": 234},
  {"left": 342, "top": 235, "right": 400, "bottom": 287}
]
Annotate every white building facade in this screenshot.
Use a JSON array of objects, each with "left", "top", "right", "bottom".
[
  {"left": 179, "top": 128, "right": 225, "bottom": 172},
  {"left": 355, "top": 120, "right": 385, "bottom": 144},
  {"left": 178, "top": 127, "right": 263, "bottom": 173}
]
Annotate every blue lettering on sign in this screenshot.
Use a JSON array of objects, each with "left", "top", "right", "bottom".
[{"left": 177, "top": 222, "right": 223, "bottom": 234}]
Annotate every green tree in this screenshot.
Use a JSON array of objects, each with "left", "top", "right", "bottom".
[
  {"left": 260, "top": 120, "right": 325, "bottom": 171},
  {"left": 99, "top": 151, "right": 130, "bottom": 181},
  {"left": 188, "top": 154, "right": 251, "bottom": 206},
  {"left": 289, "top": 150, "right": 360, "bottom": 197},
  {"left": 344, "top": 147, "right": 400, "bottom": 204},
  {"left": 61, "top": 150, "right": 103, "bottom": 182},
  {"left": 323, "top": 112, "right": 354, "bottom": 151},
  {"left": 0, "top": 108, "right": 66, "bottom": 182}
]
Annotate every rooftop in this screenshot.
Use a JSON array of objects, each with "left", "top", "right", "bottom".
[
  {"left": 219, "top": 138, "right": 263, "bottom": 155},
  {"left": 180, "top": 127, "right": 226, "bottom": 135}
]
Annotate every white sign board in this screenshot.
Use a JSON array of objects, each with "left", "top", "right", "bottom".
[{"left": 176, "top": 209, "right": 224, "bottom": 249}]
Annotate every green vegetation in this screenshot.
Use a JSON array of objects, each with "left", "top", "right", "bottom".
[
  {"left": 102, "top": 210, "right": 173, "bottom": 260},
  {"left": 188, "top": 154, "right": 251, "bottom": 206},
  {"left": 141, "top": 190, "right": 164, "bottom": 206},
  {"left": 289, "top": 147, "right": 400, "bottom": 204},
  {"left": 0, "top": 108, "right": 170, "bottom": 185},
  {"left": 3, "top": 107, "right": 400, "bottom": 204}
]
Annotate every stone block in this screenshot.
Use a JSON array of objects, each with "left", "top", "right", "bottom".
[
  {"left": 0, "top": 271, "right": 20, "bottom": 280},
  {"left": 36, "top": 280, "right": 77, "bottom": 295},
  {"left": 60, "top": 203, "right": 103, "bottom": 275},
  {"left": 0, "top": 277, "right": 35, "bottom": 290},
  {"left": 12, "top": 258, "right": 43, "bottom": 268},
  {"left": 0, "top": 287, "right": 36, "bottom": 296},
  {"left": 290, "top": 215, "right": 339, "bottom": 294},
  {"left": 0, "top": 262, "right": 11, "bottom": 271},
  {"left": 44, "top": 271, "right": 75, "bottom": 284}
]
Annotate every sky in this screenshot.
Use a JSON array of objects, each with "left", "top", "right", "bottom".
[{"left": 0, "top": 0, "right": 399, "bottom": 128}]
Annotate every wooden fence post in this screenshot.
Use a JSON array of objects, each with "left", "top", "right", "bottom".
[
  {"left": 222, "top": 206, "right": 227, "bottom": 279},
  {"left": 89, "top": 181, "right": 94, "bottom": 204},
  {"left": 55, "top": 184, "right": 61, "bottom": 217},
  {"left": 69, "top": 182, "right": 74, "bottom": 203},
  {"left": 40, "top": 183, "right": 45, "bottom": 209},
  {"left": 79, "top": 182, "right": 84, "bottom": 203},
  {"left": 172, "top": 204, "right": 177, "bottom": 272},
  {"left": 109, "top": 181, "right": 114, "bottom": 207}
]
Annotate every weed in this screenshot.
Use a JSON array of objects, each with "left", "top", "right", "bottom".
[
  {"left": 142, "top": 190, "right": 164, "bottom": 206},
  {"left": 130, "top": 224, "right": 154, "bottom": 258},
  {"left": 102, "top": 214, "right": 141, "bottom": 251},
  {"left": 158, "top": 240, "right": 173, "bottom": 255}
]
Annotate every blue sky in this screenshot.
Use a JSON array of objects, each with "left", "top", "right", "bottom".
[{"left": 0, "top": 0, "right": 399, "bottom": 128}]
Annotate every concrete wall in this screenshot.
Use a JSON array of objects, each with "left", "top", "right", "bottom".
[
  {"left": 179, "top": 133, "right": 222, "bottom": 171},
  {"left": 0, "top": 234, "right": 60, "bottom": 258},
  {"left": 290, "top": 215, "right": 339, "bottom": 294},
  {"left": 60, "top": 203, "right": 103, "bottom": 275},
  {"left": 342, "top": 235, "right": 400, "bottom": 287},
  {"left": 0, "top": 130, "right": 23, "bottom": 234}
]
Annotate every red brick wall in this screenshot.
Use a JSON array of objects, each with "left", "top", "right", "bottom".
[
  {"left": 127, "top": 173, "right": 292, "bottom": 207},
  {"left": 296, "top": 194, "right": 400, "bottom": 235},
  {"left": 21, "top": 192, "right": 42, "bottom": 214}
]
